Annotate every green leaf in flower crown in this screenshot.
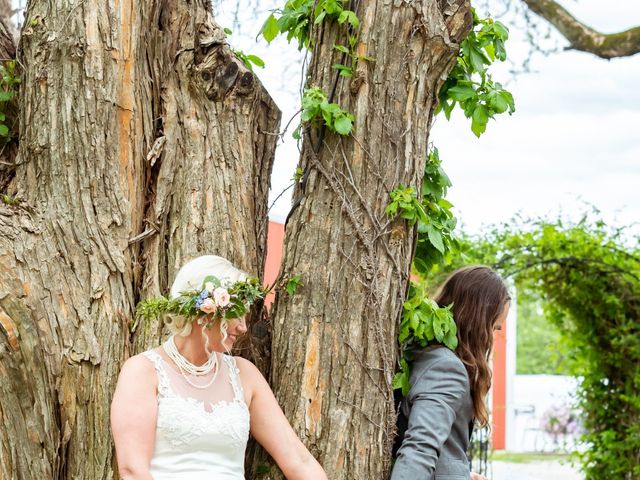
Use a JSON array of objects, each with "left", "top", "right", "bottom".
[{"left": 201, "top": 275, "right": 221, "bottom": 288}]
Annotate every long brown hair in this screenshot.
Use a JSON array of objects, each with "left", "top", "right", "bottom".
[{"left": 433, "top": 266, "right": 510, "bottom": 426}]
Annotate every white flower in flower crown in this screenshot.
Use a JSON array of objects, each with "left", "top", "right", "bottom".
[
  {"left": 213, "top": 287, "right": 231, "bottom": 308},
  {"left": 199, "top": 298, "right": 216, "bottom": 314},
  {"left": 204, "top": 282, "right": 216, "bottom": 294}
]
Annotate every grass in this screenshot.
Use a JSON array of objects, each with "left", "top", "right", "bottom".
[{"left": 491, "top": 451, "right": 573, "bottom": 463}]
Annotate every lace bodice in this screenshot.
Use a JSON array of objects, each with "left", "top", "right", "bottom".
[{"left": 142, "top": 349, "right": 250, "bottom": 479}]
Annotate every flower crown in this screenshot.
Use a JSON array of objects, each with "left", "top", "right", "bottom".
[{"left": 136, "top": 274, "right": 266, "bottom": 323}]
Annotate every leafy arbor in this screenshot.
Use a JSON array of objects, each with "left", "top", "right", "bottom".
[{"left": 436, "top": 218, "right": 640, "bottom": 480}]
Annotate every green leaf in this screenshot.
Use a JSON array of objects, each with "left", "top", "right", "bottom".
[
  {"left": 443, "top": 328, "right": 458, "bottom": 350},
  {"left": 332, "top": 63, "right": 353, "bottom": 77},
  {"left": 427, "top": 226, "right": 445, "bottom": 253},
  {"left": 0, "top": 91, "right": 15, "bottom": 102},
  {"left": 484, "top": 42, "right": 496, "bottom": 61},
  {"left": 246, "top": 55, "right": 265, "bottom": 68},
  {"left": 333, "top": 44, "right": 350, "bottom": 54},
  {"left": 338, "top": 10, "right": 360, "bottom": 29},
  {"left": 487, "top": 89, "right": 510, "bottom": 113},
  {"left": 223, "top": 27, "right": 233, "bottom": 35},
  {"left": 333, "top": 114, "right": 353, "bottom": 135},
  {"left": 392, "top": 370, "right": 410, "bottom": 396},
  {"left": 285, "top": 275, "right": 303, "bottom": 296},
  {"left": 447, "top": 85, "right": 476, "bottom": 102},
  {"left": 0, "top": 124, "right": 10, "bottom": 137},
  {"left": 471, "top": 104, "right": 489, "bottom": 137},
  {"left": 261, "top": 14, "right": 280, "bottom": 43},
  {"left": 468, "top": 44, "right": 489, "bottom": 73},
  {"left": 493, "top": 22, "right": 509, "bottom": 40}
]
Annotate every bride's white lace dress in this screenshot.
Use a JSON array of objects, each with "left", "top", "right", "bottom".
[{"left": 142, "top": 349, "right": 250, "bottom": 479}]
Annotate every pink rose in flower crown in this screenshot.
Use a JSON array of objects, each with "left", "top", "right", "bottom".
[
  {"left": 199, "top": 298, "right": 216, "bottom": 314},
  {"left": 213, "top": 287, "right": 231, "bottom": 308}
]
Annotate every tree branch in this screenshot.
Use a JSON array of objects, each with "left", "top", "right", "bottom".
[{"left": 522, "top": 0, "right": 640, "bottom": 59}]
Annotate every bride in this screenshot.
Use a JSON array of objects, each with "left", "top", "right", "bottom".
[{"left": 111, "top": 255, "right": 327, "bottom": 479}]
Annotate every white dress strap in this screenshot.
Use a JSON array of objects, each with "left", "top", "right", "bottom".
[
  {"left": 142, "top": 350, "right": 171, "bottom": 397},
  {"left": 223, "top": 355, "right": 245, "bottom": 403}
]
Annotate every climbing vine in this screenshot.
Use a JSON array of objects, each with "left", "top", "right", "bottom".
[
  {"left": 260, "top": 0, "right": 361, "bottom": 137},
  {"left": 0, "top": 60, "right": 19, "bottom": 138},
  {"left": 387, "top": 6, "right": 514, "bottom": 393},
  {"left": 260, "top": 0, "right": 515, "bottom": 401},
  {"left": 438, "top": 9, "right": 515, "bottom": 137},
  {"left": 388, "top": 148, "right": 459, "bottom": 394}
]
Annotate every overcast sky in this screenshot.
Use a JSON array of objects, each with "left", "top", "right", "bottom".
[{"left": 216, "top": 1, "right": 639, "bottom": 236}]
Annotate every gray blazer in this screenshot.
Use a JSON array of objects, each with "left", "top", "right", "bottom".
[{"left": 391, "top": 346, "right": 473, "bottom": 480}]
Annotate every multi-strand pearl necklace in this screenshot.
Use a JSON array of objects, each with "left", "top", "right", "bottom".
[{"left": 163, "top": 335, "right": 219, "bottom": 389}]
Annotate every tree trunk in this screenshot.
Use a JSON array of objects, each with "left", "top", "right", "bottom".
[
  {"left": 259, "top": 2, "right": 472, "bottom": 479},
  {"left": 0, "top": 0, "right": 279, "bottom": 478}
]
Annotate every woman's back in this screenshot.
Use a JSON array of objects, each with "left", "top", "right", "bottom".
[
  {"left": 142, "top": 349, "right": 249, "bottom": 480},
  {"left": 392, "top": 346, "right": 473, "bottom": 480}
]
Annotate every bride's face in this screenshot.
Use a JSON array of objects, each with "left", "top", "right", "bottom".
[
  {"left": 202, "top": 316, "right": 248, "bottom": 351},
  {"left": 221, "top": 316, "right": 248, "bottom": 350}
]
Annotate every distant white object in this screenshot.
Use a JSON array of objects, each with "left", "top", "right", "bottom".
[{"left": 507, "top": 375, "right": 580, "bottom": 452}]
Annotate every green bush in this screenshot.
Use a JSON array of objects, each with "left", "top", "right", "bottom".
[{"left": 457, "top": 218, "right": 640, "bottom": 479}]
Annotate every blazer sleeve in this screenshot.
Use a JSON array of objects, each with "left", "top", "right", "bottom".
[{"left": 390, "top": 354, "right": 468, "bottom": 480}]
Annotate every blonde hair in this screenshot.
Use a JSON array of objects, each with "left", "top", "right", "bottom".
[{"left": 162, "top": 312, "right": 193, "bottom": 337}]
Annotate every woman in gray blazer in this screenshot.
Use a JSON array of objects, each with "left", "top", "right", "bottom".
[{"left": 391, "top": 266, "right": 511, "bottom": 480}]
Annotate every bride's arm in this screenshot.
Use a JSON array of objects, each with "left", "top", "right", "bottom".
[
  {"left": 111, "top": 355, "right": 158, "bottom": 480},
  {"left": 236, "top": 357, "right": 328, "bottom": 480}
]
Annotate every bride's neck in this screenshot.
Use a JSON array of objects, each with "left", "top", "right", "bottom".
[{"left": 173, "top": 326, "right": 218, "bottom": 365}]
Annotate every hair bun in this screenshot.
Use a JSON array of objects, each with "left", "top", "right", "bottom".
[{"left": 169, "top": 255, "right": 247, "bottom": 299}]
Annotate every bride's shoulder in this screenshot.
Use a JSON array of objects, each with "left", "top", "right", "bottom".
[
  {"left": 230, "top": 355, "right": 258, "bottom": 373},
  {"left": 118, "top": 351, "right": 159, "bottom": 378},
  {"left": 229, "top": 355, "right": 265, "bottom": 384}
]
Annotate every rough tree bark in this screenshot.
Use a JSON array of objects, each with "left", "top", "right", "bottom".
[
  {"left": 0, "top": 0, "right": 279, "bottom": 478},
  {"left": 257, "top": 1, "right": 472, "bottom": 479}
]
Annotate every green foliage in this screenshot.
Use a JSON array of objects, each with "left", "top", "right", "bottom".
[
  {"left": 233, "top": 50, "right": 265, "bottom": 71},
  {"left": 386, "top": 185, "right": 427, "bottom": 225},
  {"left": 261, "top": 0, "right": 357, "bottom": 51},
  {"left": 285, "top": 275, "right": 303, "bottom": 295},
  {"left": 262, "top": 0, "right": 362, "bottom": 138},
  {"left": 301, "top": 86, "right": 354, "bottom": 136},
  {"left": 1, "top": 194, "right": 20, "bottom": 206},
  {"left": 437, "top": 10, "right": 515, "bottom": 137},
  {"left": 135, "top": 276, "right": 266, "bottom": 326},
  {"left": 135, "top": 296, "right": 194, "bottom": 324},
  {"left": 393, "top": 281, "right": 458, "bottom": 395},
  {"left": 413, "top": 148, "right": 459, "bottom": 274},
  {"left": 442, "top": 217, "right": 640, "bottom": 479},
  {"left": 389, "top": 148, "right": 461, "bottom": 394},
  {"left": 0, "top": 60, "right": 19, "bottom": 138},
  {"left": 224, "top": 27, "right": 266, "bottom": 71},
  {"left": 292, "top": 166, "right": 304, "bottom": 182},
  {"left": 516, "top": 292, "right": 570, "bottom": 375}
]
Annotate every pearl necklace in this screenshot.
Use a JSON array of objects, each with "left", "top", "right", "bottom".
[{"left": 163, "top": 335, "right": 219, "bottom": 389}]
